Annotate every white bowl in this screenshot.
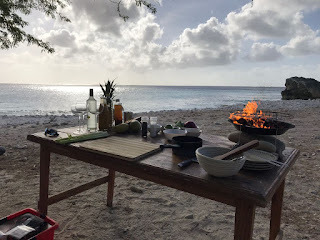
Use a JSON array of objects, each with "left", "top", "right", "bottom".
[
  {"left": 185, "top": 127, "right": 202, "bottom": 137},
  {"left": 148, "top": 124, "right": 162, "bottom": 132},
  {"left": 196, "top": 147, "right": 246, "bottom": 177},
  {"left": 163, "top": 129, "right": 187, "bottom": 140}
]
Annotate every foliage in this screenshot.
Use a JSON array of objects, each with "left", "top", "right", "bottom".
[
  {"left": 113, "top": 0, "right": 157, "bottom": 21},
  {"left": 0, "top": 0, "right": 70, "bottom": 53},
  {"left": 100, "top": 78, "right": 117, "bottom": 99}
]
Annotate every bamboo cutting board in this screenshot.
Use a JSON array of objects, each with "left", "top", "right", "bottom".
[{"left": 79, "top": 136, "right": 162, "bottom": 161}]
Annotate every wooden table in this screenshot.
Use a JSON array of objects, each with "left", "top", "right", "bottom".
[{"left": 27, "top": 128, "right": 299, "bottom": 240}]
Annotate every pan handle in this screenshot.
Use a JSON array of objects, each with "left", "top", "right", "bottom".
[
  {"left": 160, "top": 144, "right": 181, "bottom": 150},
  {"left": 178, "top": 158, "right": 197, "bottom": 169}
]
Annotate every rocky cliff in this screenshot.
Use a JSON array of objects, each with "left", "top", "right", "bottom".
[{"left": 281, "top": 77, "right": 320, "bottom": 100}]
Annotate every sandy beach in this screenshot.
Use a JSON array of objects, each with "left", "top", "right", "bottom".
[{"left": 0, "top": 99, "right": 319, "bottom": 240}]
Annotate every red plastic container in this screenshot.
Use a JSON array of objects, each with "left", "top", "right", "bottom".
[{"left": 0, "top": 208, "right": 58, "bottom": 240}]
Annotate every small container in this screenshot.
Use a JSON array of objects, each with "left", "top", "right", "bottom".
[
  {"left": 141, "top": 116, "right": 148, "bottom": 137},
  {"left": 150, "top": 117, "right": 157, "bottom": 125},
  {"left": 114, "top": 99, "right": 123, "bottom": 125},
  {"left": 149, "top": 124, "right": 161, "bottom": 138},
  {"left": 98, "top": 97, "right": 109, "bottom": 131},
  {"left": 124, "top": 111, "right": 133, "bottom": 122}
]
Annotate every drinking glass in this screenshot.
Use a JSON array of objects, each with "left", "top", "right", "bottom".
[
  {"left": 150, "top": 117, "right": 157, "bottom": 125},
  {"left": 71, "top": 103, "right": 87, "bottom": 135}
]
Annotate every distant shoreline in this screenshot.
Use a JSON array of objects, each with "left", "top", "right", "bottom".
[
  {"left": 1, "top": 99, "right": 319, "bottom": 127},
  {"left": 0, "top": 82, "right": 285, "bottom": 88}
]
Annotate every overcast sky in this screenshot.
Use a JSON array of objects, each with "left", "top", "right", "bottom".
[{"left": 1, "top": 0, "right": 320, "bottom": 86}]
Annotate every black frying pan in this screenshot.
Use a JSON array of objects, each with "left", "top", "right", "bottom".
[{"left": 160, "top": 136, "right": 202, "bottom": 157}]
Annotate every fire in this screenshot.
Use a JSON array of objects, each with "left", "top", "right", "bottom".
[{"left": 229, "top": 101, "right": 272, "bottom": 129}]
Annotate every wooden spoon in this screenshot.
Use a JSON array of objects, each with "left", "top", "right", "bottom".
[{"left": 214, "top": 140, "right": 259, "bottom": 160}]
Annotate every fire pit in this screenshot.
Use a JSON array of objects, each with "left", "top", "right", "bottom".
[
  {"left": 228, "top": 101, "right": 295, "bottom": 163},
  {"left": 229, "top": 101, "right": 295, "bottom": 135}
]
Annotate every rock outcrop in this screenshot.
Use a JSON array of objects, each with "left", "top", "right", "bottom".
[{"left": 281, "top": 77, "right": 320, "bottom": 100}]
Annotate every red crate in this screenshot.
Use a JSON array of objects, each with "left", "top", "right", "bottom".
[{"left": 0, "top": 208, "right": 59, "bottom": 240}]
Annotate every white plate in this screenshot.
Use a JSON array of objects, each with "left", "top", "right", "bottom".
[
  {"left": 242, "top": 150, "right": 279, "bottom": 171},
  {"left": 242, "top": 164, "right": 274, "bottom": 171},
  {"left": 243, "top": 150, "right": 278, "bottom": 163}
]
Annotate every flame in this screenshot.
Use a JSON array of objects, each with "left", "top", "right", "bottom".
[{"left": 229, "top": 101, "right": 272, "bottom": 129}]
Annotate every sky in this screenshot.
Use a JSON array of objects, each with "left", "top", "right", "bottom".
[{"left": 1, "top": 0, "right": 320, "bottom": 87}]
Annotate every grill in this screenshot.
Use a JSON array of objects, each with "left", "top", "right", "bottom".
[
  {"left": 228, "top": 119, "right": 295, "bottom": 135},
  {"left": 229, "top": 104, "right": 295, "bottom": 136}
]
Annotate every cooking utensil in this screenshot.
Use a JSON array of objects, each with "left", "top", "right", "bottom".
[
  {"left": 228, "top": 119, "right": 295, "bottom": 135},
  {"left": 160, "top": 136, "right": 202, "bottom": 157},
  {"left": 214, "top": 140, "right": 259, "bottom": 160},
  {"left": 177, "top": 157, "right": 198, "bottom": 169}
]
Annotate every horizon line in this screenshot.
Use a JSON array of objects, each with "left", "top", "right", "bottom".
[{"left": 0, "top": 83, "right": 285, "bottom": 88}]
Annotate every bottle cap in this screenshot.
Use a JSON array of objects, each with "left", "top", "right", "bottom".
[{"left": 89, "top": 89, "right": 93, "bottom": 96}]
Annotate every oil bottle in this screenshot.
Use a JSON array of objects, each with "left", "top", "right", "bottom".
[{"left": 114, "top": 99, "right": 123, "bottom": 125}]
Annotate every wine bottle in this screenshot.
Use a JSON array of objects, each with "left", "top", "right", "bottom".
[{"left": 87, "top": 89, "right": 97, "bottom": 132}]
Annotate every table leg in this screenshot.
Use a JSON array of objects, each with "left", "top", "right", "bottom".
[
  {"left": 269, "top": 180, "right": 285, "bottom": 240},
  {"left": 107, "top": 169, "right": 115, "bottom": 207},
  {"left": 234, "top": 200, "right": 256, "bottom": 240},
  {"left": 38, "top": 145, "right": 50, "bottom": 216}
]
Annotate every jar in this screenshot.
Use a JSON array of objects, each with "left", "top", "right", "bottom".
[{"left": 98, "top": 96, "right": 113, "bottom": 131}]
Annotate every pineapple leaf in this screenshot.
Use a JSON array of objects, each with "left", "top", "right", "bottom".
[{"left": 100, "top": 78, "right": 116, "bottom": 98}]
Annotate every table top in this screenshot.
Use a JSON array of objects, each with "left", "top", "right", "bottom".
[{"left": 27, "top": 128, "right": 300, "bottom": 207}]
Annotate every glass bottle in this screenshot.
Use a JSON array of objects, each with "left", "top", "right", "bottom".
[
  {"left": 87, "top": 89, "right": 97, "bottom": 132},
  {"left": 98, "top": 96, "right": 108, "bottom": 131},
  {"left": 107, "top": 95, "right": 113, "bottom": 129},
  {"left": 114, "top": 99, "right": 123, "bottom": 125}
]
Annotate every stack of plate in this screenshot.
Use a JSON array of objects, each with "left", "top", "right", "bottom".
[{"left": 242, "top": 149, "right": 279, "bottom": 171}]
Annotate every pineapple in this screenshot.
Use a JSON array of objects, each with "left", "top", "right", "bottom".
[{"left": 100, "top": 78, "right": 116, "bottom": 99}]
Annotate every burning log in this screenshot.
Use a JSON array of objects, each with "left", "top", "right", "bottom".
[{"left": 236, "top": 118, "right": 248, "bottom": 126}]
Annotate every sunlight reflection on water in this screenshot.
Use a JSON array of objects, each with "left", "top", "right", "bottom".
[{"left": 0, "top": 84, "right": 283, "bottom": 116}]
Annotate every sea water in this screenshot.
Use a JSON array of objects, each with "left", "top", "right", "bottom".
[{"left": 0, "top": 84, "right": 284, "bottom": 116}]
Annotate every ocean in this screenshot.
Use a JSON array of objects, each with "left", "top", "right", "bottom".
[{"left": 0, "top": 84, "right": 284, "bottom": 116}]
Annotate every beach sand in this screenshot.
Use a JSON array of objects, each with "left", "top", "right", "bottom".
[{"left": 0, "top": 100, "right": 319, "bottom": 240}]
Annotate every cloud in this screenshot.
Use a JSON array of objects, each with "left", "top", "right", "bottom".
[
  {"left": 225, "top": 0, "right": 320, "bottom": 61},
  {"left": 252, "top": 0, "right": 320, "bottom": 14},
  {"left": 26, "top": 0, "right": 320, "bottom": 70},
  {"left": 226, "top": 4, "right": 311, "bottom": 40},
  {"left": 160, "top": 17, "right": 241, "bottom": 68},
  {"left": 246, "top": 42, "right": 282, "bottom": 61},
  {"left": 45, "top": 29, "right": 76, "bottom": 48},
  {"left": 281, "top": 33, "right": 320, "bottom": 56}
]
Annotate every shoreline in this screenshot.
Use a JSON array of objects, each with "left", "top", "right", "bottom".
[
  {"left": 1, "top": 99, "right": 319, "bottom": 239},
  {"left": 1, "top": 99, "right": 320, "bottom": 127}
]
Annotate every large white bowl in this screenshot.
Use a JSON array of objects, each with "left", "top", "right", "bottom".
[
  {"left": 185, "top": 127, "right": 202, "bottom": 137},
  {"left": 163, "top": 129, "right": 187, "bottom": 140},
  {"left": 196, "top": 147, "right": 245, "bottom": 177}
]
